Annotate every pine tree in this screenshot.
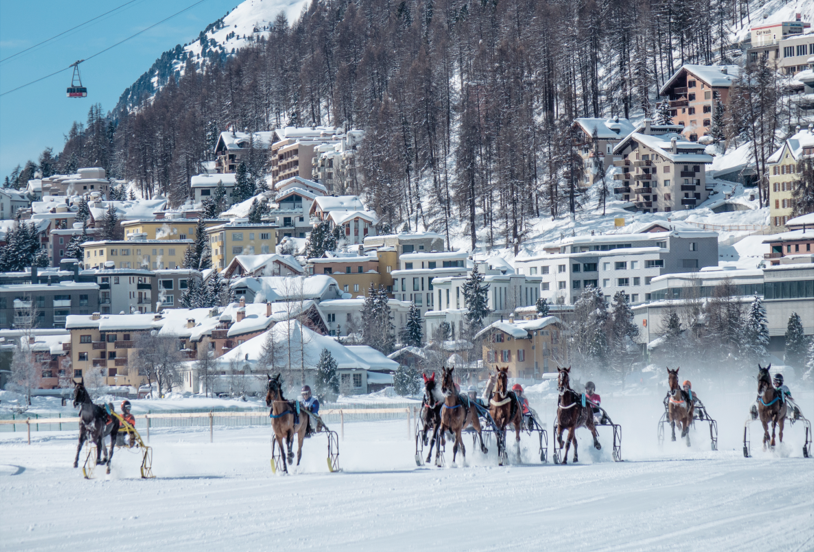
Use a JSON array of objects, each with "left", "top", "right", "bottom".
[
  {"left": 75, "top": 196, "right": 90, "bottom": 224},
  {"left": 212, "top": 181, "right": 227, "bottom": 212},
  {"left": 792, "top": 156, "right": 814, "bottom": 217},
  {"left": 361, "top": 284, "right": 395, "bottom": 354},
  {"left": 742, "top": 295, "right": 769, "bottom": 364},
  {"left": 709, "top": 100, "right": 726, "bottom": 149},
  {"left": 806, "top": 338, "right": 814, "bottom": 376},
  {"left": 404, "top": 304, "right": 423, "bottom": 347},
  {"left": 659, "top": 311, "right": 684, "bottom": 360},
  {"left": 314, "top": 348, "right": 339, "bottom": 402},
  {"left": 609, "top": 291, "right": 639, "bottom": 376},
  {"left": 785, "top": 312, "right": 807, "bottom": 375},
  {"left": 32, "top": 248, "right": 49, "bottom": 268},
  {"left": 184, "top": 217, "right": 210, "bottom": 269},
  {"left": 306, "top": 220, "right": 339, "bottom": 259},
  {"left": 536, "top": 297, "right": 550, "bottom": 317},
  {"left": 571, "top": 287, "right": 609, "bottom": 370},
  {"left": 394, "top": 363, "right": 420, "bottom": 396},
  {"left": 462, "top": 265, "right": 490, "bottom": 332},
  {"left": 65, "top": 224, "right": 89, "bottom": 263},
  {"left": 653, "top": 101, "right": 674, "bottom": 125},
  {"left": 103, "top": 204, "right": 120, "bottom": 240},
  {"left": 234, "top": 162, "right": 254, "bottom": 202}
]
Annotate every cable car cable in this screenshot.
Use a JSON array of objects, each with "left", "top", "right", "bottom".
[
  {"left": 0, "top": 0, "right": 207, "bottom": 98},
  {"left": 0, "top": 0, "right": 139, "bottom": 65}
]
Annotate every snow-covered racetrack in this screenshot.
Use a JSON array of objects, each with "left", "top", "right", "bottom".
[{"left": 2, "top": 392, "right": 813, "bottom": 551}]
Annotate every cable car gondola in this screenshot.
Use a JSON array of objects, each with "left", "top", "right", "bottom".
[{"left": 67, "top": 60, "right": 87, "bottom": 98}]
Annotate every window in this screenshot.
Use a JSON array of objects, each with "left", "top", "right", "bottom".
[
  {"left": 232, "top": 233, "right": 243, "bottom": 241},
  {"left": 664, "top": 179, "right": 671, "bottom": 187},
  {"left": 645, "top": 259, "right": 664, "bottom": 268},
  {"left": 501, "top": 350, "right": 511, "bottom": 362},
  {"left": 249, "top": 233, "right": 255, "bottom": 241},
  {"left": 558, "top": 282, "right": 566, "bottom": 290},
  {"left": 682, "top": 259, "right": 699, "bottom": 269},
  {"left": 201, "top": 189, "right": 211, "bottom": 196},
  {"left": 644, "top": 277, "right": 653, "bottom": 285},
  {"left": 703, "top": 119, "right": 710, "bottom": 127},
  {"left": 345, "top": 266, "right": 351, "bottom": 274},
  {"left": 413, "top": 278, "right": 420, "bottom": 292},
  {"left": 353, "top": 374, "right": 362, "bottom": 388},
  {"left": 260, "top": 233, "right": 270, "bottom": 240},
  {"left": 168, "top": 249, "right": 175, "bottom": 256},
  {"left": 518, "top": 349, "right": 525, "bottom": 362},
  {"left": 110, "top": 249, "right": 117, "bottom": 256},
  {"left": 232, "top": 246, "right": 243, "bottom": 255},
  {"left": 584, "top": 280, "right": 598, "bottom": 288},
  {"left": 572, "top": 264, "right": 581, "bottom": 273},
  {"left": 78, "top": 352, "right": 88, "bottom": 361},
  {"left": 120, "top": 249, "right": 129, "bottom": 256},
  {"left": 354, "top": 284, "right": 359, "bottom": 292},
  {"left": 632, "top": 294, "right": 638, "bottom": 302},
  {"left": 405, "top": 262, "right": 413, "bottom": 270},
  {"left": 160, "top": 280, "right": 173, "bottom": 290},
  {"left": 797, "top": 44, "right": 807, "bottom": 56},
  {"left": 603, "top": 263, "right": 610, "bottom": 271},
  {"left": 784, "top": 46, "right": 794, "bottom": 57},
  {"left": 357, "top": 266, "right": 363, "bottom": 273},
  {"left": 542, "top": 282, "right": 550, "bottom": 291},
  {"left": 402, "top": 245, "right": 414, "bottom": 253},
  {"left": 689, "top": 242, "right": 697, "bottom": 251},
  {"left": 703, "top": 105, "right": 712, "bottom": 113},
  {"left": 530, "top": 267, "right": 537, "bottom": 275},
  {"left": 583, "top": 263, "right": 597, "bottom": 272},
  {"left": 655, "top": 241, "right": 666, "bottom": 249},
  {"left": 487, "top": 350, "right": 495, "bottom": 363},
  {"left": 633, "top": 277, "right": 640, "bottom": 286},
  {"left": 617, "top": 278, "right": 629, "bottom": 287},
  {"left": 107, "top": 333, "right": 117, "bottom": 343},
  {"left": 704, "top": 91, "right": 711, "bottom": 100},
  {"left": 343, "top": 285, "right": 349, "bottom": 292},
  {"left": 163, "top": 295, "right": 174, "bottom": 306},
  {"left": 572, "top": 280, "right": 581, "bottom": 289},
  {"left": 80, "top": 335, "right": 92, "bottom": 343},
  {"left": 558, "top": 265, "right": 566, "bottom": 273},
  {"left": 615, "top": 261, "right": 626, "bottom": 270},
  {"left": 688, "top": 107, "right": 695, "bottom": 115},
  {"left": 179, "top": 279, "right": 188, "bottom": 290},
  {"left": 630, "top": 261, "right": 638, "bottom": 269},
  {"left": 688, "top": 80, "right": 696, "bottom": 88},
  {"left": 541, "top": 266, "right": 549, "bottom": 275},
  {"left": 603, "top": 279, "right": 610, "bottom": 287}
]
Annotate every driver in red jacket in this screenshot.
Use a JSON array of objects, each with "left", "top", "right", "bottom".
[
  {"left": 512, "top": 384, "right": 534, "bottom": 430},
  {"left": 585, "top": 382, "right": 606, "bottom": 424}
]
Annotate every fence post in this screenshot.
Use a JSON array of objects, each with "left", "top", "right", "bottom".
[
  {"left": 340, "top": 410, "right": 344, "bottom": 441},
  {"left": 209, "top": 410, "right": 214, "bottom": 443},
  {"left": 59, "top": 412, "right": 62, "bottom": 432},
  {"left": 12, "top": 413, "right": 14, "bottom": 433},
  {"left": 406, "top": 408, "right": 410, "bottom": 439},
  {"left": 146, "top": 413, "right": 150, "bottom": 444},
  {"left": 26, "top": 418, "right": 30, "bottom": 445}
]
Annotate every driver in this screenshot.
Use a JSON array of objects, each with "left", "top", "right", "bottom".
[
  {"left": 117, "top": 400, "right": 136, "bottom": 447},
  {"left": 301, "top": 385, "right": 321, "bottom": 436},
  {"left": 773, "top": 374, "right": 799, "bottom": 418},
  {"left": 511, "top": 384, "right": 534, "bottom": 430},
  {"left": 467, "top": 385, "right": 486, "bottom": 409},
  {"left": 585, "top": 382, "right": 606, "bottom": 424}
]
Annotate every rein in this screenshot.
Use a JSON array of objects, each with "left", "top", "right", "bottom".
[
  {"left": 759, "top": 395, "right": 781, "bottom": 407},
  {"left": 442, "top": 403, "right": 462, "bottom": 410}
]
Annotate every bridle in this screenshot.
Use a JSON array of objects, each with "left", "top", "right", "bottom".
[
  {"left": 490, "top": 371, "right": 512, "bottom": 407},
  {"left": 557, "top": 371, "right": 577, "bottom": 410}
]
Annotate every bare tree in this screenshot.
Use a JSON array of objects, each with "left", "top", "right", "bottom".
[
  {"left": 58, "top": 356, "right": 74, "bottom": 389},
  {"left": 194, "top": 339, "right": 217, "bottom": 397},
  {"left": 131, "top": 333, "right": 184, "bottom": 398},
  {"left": 10, "top": 295, "right": 39, "bottom": 405}
]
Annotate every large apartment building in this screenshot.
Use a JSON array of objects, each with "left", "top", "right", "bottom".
[
  {"left": 572, "top": 117, "right": 636, "bottom": 187},
  {"left": 213, "top": 131, "right": 277, "bottom": 174},
  {"left": 391, "top": 250, "right": 470, "bottom": 318},
  {"left": 514, "top": 222, "right": 718, "bottom": 306},
  {"left": 206, "top": 222, "right": 278, "bottom": 271},
  {"left": 122, "top": 215, "right": 225, "bottom": 241},
  {"left": 659, "top": 65, "right": 739, "bottom": 140},
  {"left": 82, "top": 237, "right": 192, "bottom": 270},
  {"left": 307, "top": 248, "right": 398, "bottom": 297},
  {"left": 767, "top": 126, "right": 814, "bottom": 231},
  {"left": 270, "top": 127, "right": 343, "bottom": 185},
  {"left": 0, "top": 282, "right": 99, "bottom": 329},
  {"left": 613, "top": 121, "right": 713, "bottom": 213}
]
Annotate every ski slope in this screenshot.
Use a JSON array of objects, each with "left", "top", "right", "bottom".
[{"left": 1, "top": 390, "right": 812, "bottom": 552}]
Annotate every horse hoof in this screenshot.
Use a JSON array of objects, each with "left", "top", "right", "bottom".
[
  {"left": 671, "top": 437, "right": 676, "bottom": 442},
  {"left": 481, "top": 447, "right": 488, "bottom": 454},
  {"left": 595, "top": 443, "right": 601, "bottom": 450},
  {"left": 73, "top": 463, "right": 78, "bottom": 468}
]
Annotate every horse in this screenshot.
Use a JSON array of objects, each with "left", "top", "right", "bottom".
[
  {"left": 265, "top": 374, "right": 308, "bottom": 474},
  {"left": 556, "top": 366, "right": 600, "bottom": 464},
  {"left": 418, "top": 372, "right": 443, "bottom": 464},
  {"left": 489, "top": 366, "right": 524, "bottom": 462},
  {"left": 436, "top": 366, "right": 488, "bottom": 465},
  {"left": 757, "top": 364, "right": 787, "bottom": 450},
  {"left": 72, "top": 380, "right": 119, "bottom": 475},
  {"left": 666, "top": 367, "right": 694, "bottom": 446}
]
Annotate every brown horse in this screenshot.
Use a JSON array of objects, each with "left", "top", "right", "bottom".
[
  {"left": 666, "top": 367, "right": 694, "bottom": 446},
  {"left": 556, "top": 366, "right": 600, "bottom": 464},
  {"left": 265, "top": 374, "right": 308, "bottom": 474},
  {"left": 436, "top": 366, "right": 488, "bottom": 466},
  {"left": 757, "top": 364, "right": 787, "bottom": 450},
  {"left": 489, "top": 366, "right": 523, "bottom": 463},
  {"left": 418, "top": 372, "right": 443, "bottom": 464}
]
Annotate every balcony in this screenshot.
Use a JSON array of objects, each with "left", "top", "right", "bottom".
[
  {"left": 91, "top": 342, "right": 106, "bottom": 350},
  {"left": 680, "top": 171, "right": 696, "bottom": 177},
  {"left": 114, "top": 358, "right": 128, "bottom": 367},
  {"left": 211, "top": 329, "right": 229, "bottom": 340},
  {"left": 62, "top": 343, "right": 71, "bottom": 351},
  {"left": 634, "top": 174, "right": 653, "bottom": 181},
  {"left": 764, "top": 252, "right": 783, "bottom": 259},
  {"left": 137, "top": 283, "right": 151, "bottom": 290},
  {"left": 634, "top": 160, "right": 653, "bottom": 167},
  {"left": 681, "top": 198, "right": 698, "bottom": 206},
  {"left": 181, "top": 350, "right": 196, "bottom": 360},
  {"left": 680, "top": 185, "right": 697, "bottom": 191},
  {"left": 613, "top": 173, "right": 632, "bottom": 181},
  {"left": 613, "top": 159, "right": 630, "bottom": 167},
  {"left": 52, "top": 300, "right": 71, "bottom": 308},
  {"left": 99, "top": 283, "right": 110, "bottom": 290},
  {"left": 635, "top": 201, "right": 653, "bottom": 208},
  {"left": 669, "top": 99, "right": 688, "bottom": 108},
  {"left": 114, "top": 340, "right": 134, "bottom": 349},
  {"left": 633, "top": 187, "right": 652, "bottom": 194},
  {"left": 100, "top": 298, "right": 111, "bottom": 305},
  {"left": 92, "top": 359, "right": 106, "bottom": 368},
  {"left": 613, "top": 186, "right": 631, "bottom": 194}
]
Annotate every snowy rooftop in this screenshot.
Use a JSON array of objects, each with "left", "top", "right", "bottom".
[
  {"left": 88, "top": 199, "right": 168, "bottom": 222},
  {"left": 344, "top": 346, "right": 399, "bottom": 371},
  {"left": 215, "top": 131, "right": 277, "bottom": 151},
  {"left": 762, "top": 230, "right": 814, "bottom": 243},
  {"left": 400, "top": 250, "right": 469, "bottom": 261},
  {"left": 226, "top": 254, "right": 304, "bottom": 275},
  {"left": 615, "top": 132, "right": 713, "bottom": 163},
  {"left": 190, "top": 173, "right": 237, "bottom": 188},
  {"left": 787, "top": 212, "right": 814, "bottom": 229},
  {"left": 659, "top": 65, "right": 741, "bottom": 95},
  {"left": 573, "top": 117, "right": 636, "bottom": 140},
  {"left": 328, "top": 210, "right": 379, "bottom": 226},
  {"left": 474, "top": 316, "right": 562, "bottom": 340},
  {"left": 229, "top": 275, "right": 339, "bottom": 302},
  {"left": 767, "top": 128, "right": 814, "bottom": 163},
  {"left": 312, "top": 195, "right": 365, "bottom": 213},
  {"left": 274, "top": 176, "right": 327, "bottom": 194}
]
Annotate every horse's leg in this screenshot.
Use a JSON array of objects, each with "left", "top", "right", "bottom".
[
  {"left": 562, "top": 427, "right": 573, "bottom": 465},
  {"left": 472, "top": 412, "right": 487, "bottom": 454},
  {"left": 74, "top": 427, "right": 86, "bottom": 468},
  {"left": 778, "top": 416, "right": 785, "bottom": 444},
  {"left": 588, "top": 418, "right": 601, "bottom": 450},
  {"left": 435, "top": 424, "right": 444, "bottom": 465},
  {"left": 426, "top": 422, "right": 439, "bottom": 463},
  {"left": 761, "top": 417, "right": 770, "bottom": 450},
  {"left": 106, "top": 428, "right": 118, "bottom": 474},
  {"left": 457, "top": 427, "right": 466, "bottom": 464},
  {"left": 573, "top": 427, "right": 580, "bottom": 463},
  {"left": 771, "top": 417, "right": 777, "bottom": 448},
  {"left": 276, "top": 433, "right": 288, "bottom": 474},
  {"left": 557, "top": 423, "right": 565, "bottom": 449},
  {"left": 95, "top": 431, "right": 105, "bottom": 464},
  {"left": 670, "top": 415, "right": 677, "bottom": 441},
  {"left": 296, "top": 425, "right": 306, "bottom": 466}
]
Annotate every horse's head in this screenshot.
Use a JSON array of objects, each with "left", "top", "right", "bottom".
[
  {"left": 757, "top": 364, "right": 772, "bottom": 394},
  {"left": 72, "top": 379, "right": 88, "bottom": 408},
  {"left": 494, "top": 366, "right": 509, "bottom": 398},
  {"left": 666, "top": 367, "right": 680, "bottom": 391},
  {"left": 557, "top": 366, "right": 571, "bottom": 393},
  {"left": 266, "top": 374, "right": 284, "bottom": 406},
  {"left": 440, "top": 366, "right": 455, "bottom": 397},
  {"left": 422, "top": 372, "right": 438, "bottom": 400}
]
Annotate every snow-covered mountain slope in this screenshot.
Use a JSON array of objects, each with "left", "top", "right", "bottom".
[
  {"left": 116, "top": 0, "right": 308, "bottom": 112},
  {"left": 732, "top": 0, "right": 814, "bottom": 43}
]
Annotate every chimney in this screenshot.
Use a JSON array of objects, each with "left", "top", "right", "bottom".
[
  {"left": 671, "top": 137, "right": 677, "bottom": 154},
  {"left": 236, "top": 307, "right": 246, "bottom": 323},
  {"left": 31, "top": 266, "right": 38, "bottom": 285},
  {"left": 644, "top": 119, "right": 651, "bottom": 134},
  {"left": 186, "top": 318, "right": 195, "bottom": 328},
  {"left": 266, "top": 301, "right": 272, "bottom": 317},
  {"left": 720, "top": 66, "right": 727, "bottom": 75},
  {"left": 91, "top": 312, "right": 100, "bottom": 320},
  {"left": 239, "top": 296, "right": 245, "bottom": 308},
  {"left": 154, "top": 212, "right": 165, "bottom": 220},
  {"left": 29, "top": 336, "right": 36, "bottom": 344}
]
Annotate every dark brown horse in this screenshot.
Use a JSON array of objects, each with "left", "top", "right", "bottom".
[
  {"left": 556, "top": 366, "right": 600, "bottom": 464},
  {"left": 757, "top": 364, "right": 787, "bottom": 450},
  {"left": 666, "top": 367, "right": 693, "bottom": 446},
  {"left": 72, "top": 380, "right": 119, "bottom": 475},
  {"left": 419, "top": 372, "right": 443, "bottom": 464},
  {"left": 265, "top": 374, "right": 308, "bottom": 474},
  {"left": 436, "top": 366, "right": 487, "bottom": 466},
  {"left": 489, "top": 366, "right": 523, "bottom": 462}
]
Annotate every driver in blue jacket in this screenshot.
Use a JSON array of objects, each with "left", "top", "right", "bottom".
[{"left": 301, "top": 385, "right": 321, "bottom": 435}]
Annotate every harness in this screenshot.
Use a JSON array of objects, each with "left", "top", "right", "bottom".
[
  {"left": 269, "top": 399, "right": 299, "bottom": 421},
  {"left": 490, "top": 396, "right": 512, "bottom": 407},
  {"left": 557, "top": 389, "right": 579, "bottom": 410},
  {"left": 758, "top": 395, "right": 781, "bottom": 407}
]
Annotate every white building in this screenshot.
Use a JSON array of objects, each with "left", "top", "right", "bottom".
[
  {"left": 191, "top": 173, "right": 238, "bottom": 205},
  {"left": 0, "top": 188, "right": 29, "bottom": 220},
  {"left": 392, "top": 250, "right": 470, "bottom": 319},
  {"left": 318, "top": 297, "right": 413, "bottom": 338}
]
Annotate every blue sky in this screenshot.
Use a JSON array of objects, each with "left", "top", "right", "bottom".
[{"left": 0, "top": 0, "right": 246, "bottom": 179}]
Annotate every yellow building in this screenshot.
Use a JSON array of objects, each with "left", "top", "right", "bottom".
[
  {"left": 121, "top": 218, "right": 224, "bottom": 241},
  {"left": 308, "top": 249, "right": 398, "bottom": 297},
  {"left": 206, "top": 223, "right": 278, "bottom": 271},
  {"left": 82, "top": 238, "right": 192, "bottom": 270},
  {"left": 476, "top": 317, "right": 567, "bottom": 379},
  {"left": 767, "top": 128, "right": 813, "bottom": 231}
]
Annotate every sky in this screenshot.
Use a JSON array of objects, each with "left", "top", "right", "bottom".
[{"left": 0, "top": 0, "right": 268, "bottom": 179}]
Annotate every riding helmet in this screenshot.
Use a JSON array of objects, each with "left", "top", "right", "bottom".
[
  {"left": 121, "top": 400, "right": 131, "bottom": 411},
  {"left": 467, "top": 385, "right": 477, "bottom": 393},
  {"left": 774, "top": 373, "right": 784, "bottom": 386},
  {"left": 301, "top": 385, "right": 312, "bottom": 395},
  {"left": 512, "top": 384, "right": 523, "bottom": 393},
  {"left": 682, "top": 380, "right": 691, "bottom": 389},
  {"left": 585, "top": 381, "right": 595, "bottom": 393}
]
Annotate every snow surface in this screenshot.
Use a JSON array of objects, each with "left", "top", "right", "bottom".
[{"left": 1, "top": 386, "right": 813, "bottom": 551}]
